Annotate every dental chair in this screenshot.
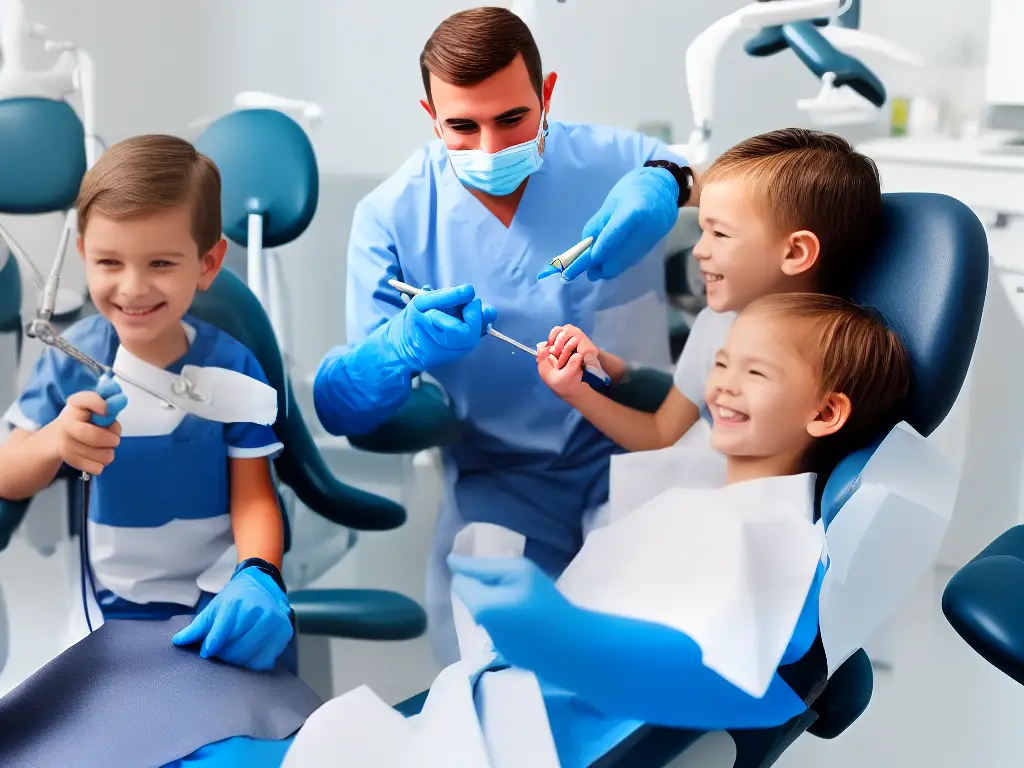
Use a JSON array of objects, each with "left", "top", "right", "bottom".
[
  {"left": 192, "top": 108, "right": 439, "bottom": 691},
  {"left": 941, "top": 528, "right": 1024, "bottom": 686},
  {"left": 194, "top": 108, "right": 462, "bottom": 457},
  {"left": 394, "top": 191, "right": 989, "bottom": 767}
]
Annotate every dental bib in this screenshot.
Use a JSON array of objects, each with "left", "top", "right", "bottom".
[{"left": 112, "top": 342, "right": 278, "bottom": 429}]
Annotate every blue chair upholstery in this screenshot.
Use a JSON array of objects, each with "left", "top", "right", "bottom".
[
  {"left": 942, "top": 526, "right": 1024, "bottom": 686},
  {"left": 195, "top": 108, "right": 318, "bottom": 249},
  {"left": 0, "top": 98, "right": 86, "bottom": 214},
  {"left": 395, "top": 192, "right": 989, "bottom": 766}
]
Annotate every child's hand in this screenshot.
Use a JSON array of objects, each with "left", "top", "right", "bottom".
[
  {"left": 536, "top": 343, "right": 587, "bottom": 400},
  {"left": 48, "top": 383, "right": 125, "bottom": 475},
  {"left": 546, "top": 324, "right": 601, "bottom": 370}
]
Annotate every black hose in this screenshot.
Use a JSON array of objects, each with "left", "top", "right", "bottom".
[{"left": 79, "top": 475, "right": 96, "bottom": 633}]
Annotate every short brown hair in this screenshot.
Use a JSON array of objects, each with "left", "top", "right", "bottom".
[
  {"left": 76, "top": 134, "right": 222, "bottom": 254},
  {"left": 420, "top": 7, "right": 543, "bottom": 107},
  {"left": 704, "top": 128, "right": 882, "bottom": 293},
  {"left": 743, "top": 292, "right": 911, "bottom": 478}
]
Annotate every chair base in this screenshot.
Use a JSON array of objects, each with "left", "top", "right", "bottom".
[{"left": 297, "top": 633, "right": 335, "bottom": 702}]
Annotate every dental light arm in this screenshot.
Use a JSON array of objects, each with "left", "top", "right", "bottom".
[{"left": 675, "top": 0, "right": 842, "bottom": 163}]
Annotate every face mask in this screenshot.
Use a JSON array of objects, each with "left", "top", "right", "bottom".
[{"left": 441, "top": 113, "right": 546, "bottom": 197}]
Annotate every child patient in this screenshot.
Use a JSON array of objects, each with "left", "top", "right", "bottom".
[
  {"left": 0, "top": 136, "right": 294, "bottom": 671},
  {"left": 537, "top": 128, "right": 883, "bottom": 454},
  {"left": 246, "top": 292, "right": 912, "bottom": 768}
]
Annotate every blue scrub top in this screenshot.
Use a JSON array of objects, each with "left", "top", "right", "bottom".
[
  {"left": 346, "top": 121, "right": 687, "bottom": 551},
  {"left": 4, "top": 313, "right": 283, "bottom": 607}
]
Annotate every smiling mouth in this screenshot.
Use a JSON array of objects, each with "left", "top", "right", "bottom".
[
  {"left": 115, "top": 303, "right": 166, "bottom": 318},
  {"left": 715, "top": 405, "right": 749, "bottom": 424},
  {"left": 703, "top": 272, "right": 724, "bottom": 284}
]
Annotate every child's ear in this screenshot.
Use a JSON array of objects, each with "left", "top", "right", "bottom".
[
  {"left": 76, "top": 236, "right": 85, "bottom": 258},
  {"left": 807, "top": 392, "right": 851, "bottom": 438},
  {"left": 196, "top": 238, "right": 228, "bottom": 292},
  {"left": 782, "top": 230, "right": 820, "bottom": 277}
]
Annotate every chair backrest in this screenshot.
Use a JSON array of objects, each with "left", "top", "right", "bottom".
[
  {"left": 195, "top": 109, "right": 318, "bottom": 249},
  {"left": 821, "top": 192, "right": 988, "bottom": 521},
  {"left": 189, "top": 268, "right": 405, "bottom": 531},
  {"left": 0, "top": 98, "right": 86, "bottom": 214}
]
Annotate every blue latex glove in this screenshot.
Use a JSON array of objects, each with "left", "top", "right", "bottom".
[
  {"left": 313, "top": 283, "right": 495, "bottom": 436},
  {"left": 541, "top": 166, "right": 679, "bottom": 282},
  {"left": 449, "top": 554, "right": 573, "bottom": 671},
  {"left": 449, "top": 554, "right": 809, "bottom": 730},
  {"left": 88, "top": 375, "right": 128, "bottom": 428},
  {"left": 172, "top": 567, "right": 294, "bottom": 671},
  {"left": 386, "top": 283, "right": 497, "bottom": 370}
]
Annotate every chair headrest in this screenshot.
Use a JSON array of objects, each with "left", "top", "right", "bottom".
[
  {"left": 0, "top": 98, "right": 86, "bottom": 214},
  {"left": 822, "top": 193, "right": 989, "bottom": 525},
  {"left": 195, "top": 109, "right": 319, "bottom": 249},
  {"left": 846, "top": 193, "right": 988, "bottom": 437}
]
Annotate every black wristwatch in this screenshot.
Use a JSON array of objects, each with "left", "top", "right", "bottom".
[
  {"left": 644, "top": 160, "right": 694, "bottom": 207},
  {"left": 235, "top": 557, "right": 288, "bottom": 594}
]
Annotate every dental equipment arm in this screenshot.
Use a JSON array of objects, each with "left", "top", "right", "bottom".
[
  {"left": 450, "top": 556, "right": 813, "bottom": 730},
  {"left": 673, "top": 0, "right": 842, "bottom": 163}
]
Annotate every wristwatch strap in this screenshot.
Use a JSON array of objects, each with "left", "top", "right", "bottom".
[
  {"left": 235, "top": 557, "right": 288, "bottom": 595},
  {"left": 643, "top": 160, "right": 694, "bottom": 207}
]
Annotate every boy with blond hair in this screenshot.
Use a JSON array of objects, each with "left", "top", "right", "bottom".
[{"left": 0, "top": 135, "right": 295, "bottom": 671}]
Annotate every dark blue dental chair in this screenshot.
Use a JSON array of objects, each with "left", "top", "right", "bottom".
[
  {"left": 194, "top": 108, "right": 432, "bottom": 650},
  {"left": 196, "top": 108, "right": 463, "bottom": 457},
  {"left": 942, "top": 530, "right": 1024, "bottom": 686},
  {"left": 394, "top": 192, "right": 989, "bottom": 767}
]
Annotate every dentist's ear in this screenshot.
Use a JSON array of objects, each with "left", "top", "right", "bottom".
[
  {"left": 421, "top": 101, "right": 441, "bottom": 139},
  {"left": 807, "top": 393, "right": 851, "bottom": 438}
]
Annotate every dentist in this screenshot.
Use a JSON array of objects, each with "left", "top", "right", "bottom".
[{"left": 313, "top": 6, "right": 700, "bottom": 665}]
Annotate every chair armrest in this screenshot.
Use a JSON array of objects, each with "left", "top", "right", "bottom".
[
  {"left": 0, "top": 497, "right": 29, "bottom": 552},
  {"left": 274, "top": 388, "right": 406, "bottom": 532},
  {"left": 942, "top": 550, "right": 1024, "bottom": 686},
  {"left": 347, "top": 381, "right": 463, "bottom": 454},
  {"left": 806, "top": 648, "right": 873, "bottom": 739},
  {"left": 606, "top": 368, "right": 674, "bottom": 414},
  {"left": 290, "top": 588, "right": 426, "bottom": 641}
]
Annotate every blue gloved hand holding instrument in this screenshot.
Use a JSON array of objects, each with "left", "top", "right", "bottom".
[
  {"left": 388, "top": 279, "right": 612, "bottom": 387},
  {"left": 538, "top": 164, "right": 689, "bottom": 282}
]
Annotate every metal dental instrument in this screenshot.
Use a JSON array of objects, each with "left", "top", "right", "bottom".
[
  {"left": 388, "top": 278, "right": 538, "bottom": 357},
  {"left": 387, "top": 278, "right": 612, "bottom": 385},
  {"left": 536, "top": 236, "right": 595, "bottom": 280},
  {"left": 0, "top": 219, "right": 185, "bottom": 410}
]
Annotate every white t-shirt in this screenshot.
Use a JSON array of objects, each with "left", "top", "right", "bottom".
[{"left": 672, "top": 308, "right": 737, "bottom": 423}]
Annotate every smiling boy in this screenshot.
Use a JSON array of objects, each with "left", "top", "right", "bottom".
[{"left": 0, "top": 135, "right": 295, "bottom": 671}]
